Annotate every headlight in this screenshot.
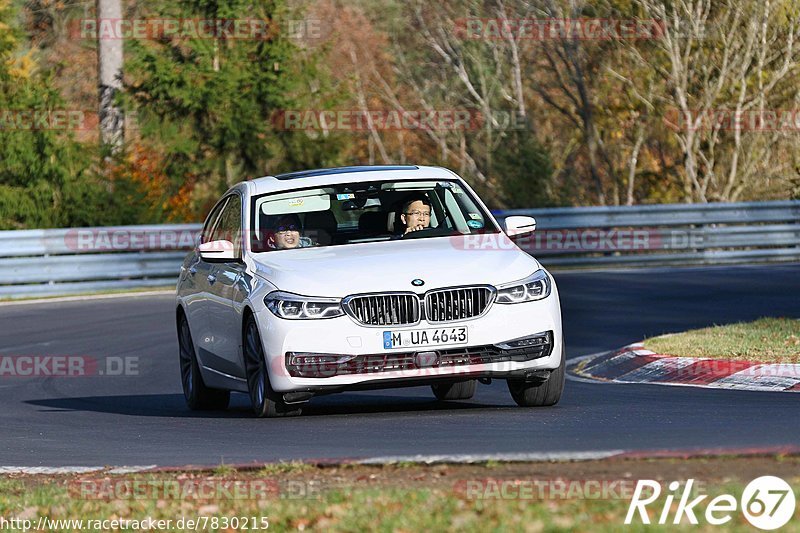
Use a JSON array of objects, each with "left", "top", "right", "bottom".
[
  {"left": 264, "top": 291, "right": 344, "bottom": 319},
  {"left": 495, "top": 269, "right": 551, "bottom": 304}
]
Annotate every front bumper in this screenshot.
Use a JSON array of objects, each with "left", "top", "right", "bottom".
[{"left": 257, "top": 288, "right": 563, "bottom": 392}]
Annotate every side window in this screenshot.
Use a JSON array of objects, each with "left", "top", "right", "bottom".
[
  {"left": 201, "top": 198, "right": 229, "bottom": 244},
  {"left": 211, "top": 194, "right": 243, "bottom": 258}
]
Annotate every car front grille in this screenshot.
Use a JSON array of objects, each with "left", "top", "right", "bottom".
[
  {"left": 344, "top": 286, "right": 495, "bottom": 326},
  {"left": 425, "top": 286, "right": 494, "bottom": 322},
  {"left": 343, "top": 293, "right": 420, "bottom": 326}
]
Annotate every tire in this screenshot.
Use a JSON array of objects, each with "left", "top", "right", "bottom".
[
  {"left": 243, "top": 315, "right": 302, "bottom": 418},
  {"left": 178, "top": 313, "right": 230, "bottom": 410},
  {"left": 431, "top": 379, "right": 477, "bottom": 401},
  {"left": 506, "top": 342, "right": 565, "bottom": 407}
]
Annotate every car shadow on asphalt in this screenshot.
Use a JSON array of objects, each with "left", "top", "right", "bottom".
[
  {"left": 25, "top": 394, "right": 247, "bottom": 418},
  {"left": 26, "top": 392, "right": 516, "bottom": 418}
]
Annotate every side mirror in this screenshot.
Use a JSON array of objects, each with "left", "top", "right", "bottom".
[
  {"left": 504, "top": 216, "right": 536, "bottom": 237},
  {"left": 199, "top": 240, "right": 237, "bottom": 262}
]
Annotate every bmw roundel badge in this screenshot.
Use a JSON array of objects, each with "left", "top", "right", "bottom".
[{"left": 411, "top": 278, "right": 425, "bottom": 287}]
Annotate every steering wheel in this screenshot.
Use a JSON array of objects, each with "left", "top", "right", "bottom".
[{"left": 399, "top": 226, "right": 452, "bottom": 239}]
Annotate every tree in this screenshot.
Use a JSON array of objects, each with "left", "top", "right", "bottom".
[
  {"left": 525, "top": 0, "right": 619, "bottom": 205},
  {"left": 627, "top": 0, "right": 800, "bottom": 202},
  {"left": 0, "top": 0, "right": 101, "bottom": 228},
  {"left": 97, "top": 0, "right": 125, "bottom": 153},
  {"left": 124, "top": 0, "right": 332, "bottom": 214},
  {"left": 343, "top": 0, "right": 558, "bottom": 207}
]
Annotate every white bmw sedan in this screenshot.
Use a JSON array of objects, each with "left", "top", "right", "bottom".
[{"left": 176, "top": 165, "right": 564, "bottom": 417}]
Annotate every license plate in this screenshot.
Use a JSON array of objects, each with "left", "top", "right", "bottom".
[{"left": 383, "top": 327, "right": 468, "bottom": 349}]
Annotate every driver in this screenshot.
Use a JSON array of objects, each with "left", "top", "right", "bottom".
[{"left": 398, "top": 193, "right": 433, "bottom": 235}]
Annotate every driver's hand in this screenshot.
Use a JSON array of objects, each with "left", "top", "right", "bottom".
[{"left": 404, "top": 224, "right": 426, "bottom": 234}]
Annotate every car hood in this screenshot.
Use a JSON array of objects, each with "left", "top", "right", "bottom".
[{"left": 250, "top": 234, "right": 540, "bottom": 297}]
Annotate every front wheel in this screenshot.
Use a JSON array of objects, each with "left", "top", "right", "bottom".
[
  {"left": 243, "top": 315, "right": 302, "bottom": 418},
  {"left": 431, "top": 380, "right": 477, "bottom": 400},
  {"left": 507, "top": 343, "right": 565, "bottom": 407},
  {"left": 178, "top": 313, "right": 230, "bottom": 410}
]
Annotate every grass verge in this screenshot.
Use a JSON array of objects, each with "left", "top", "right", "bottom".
[
  {"left": 643, "top": 317, "right": 800, "bottom": 363},
  {"left": 0, "top": 457, "right": 798, "bottom": 531}
]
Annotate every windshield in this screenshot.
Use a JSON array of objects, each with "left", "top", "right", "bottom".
[{"left": 250, "top": 179, "right": 499, "bottom": 252}]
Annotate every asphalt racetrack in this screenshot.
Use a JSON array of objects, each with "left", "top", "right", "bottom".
[{"left": 1, "top": 264, "right": 798, "bottom": 467}]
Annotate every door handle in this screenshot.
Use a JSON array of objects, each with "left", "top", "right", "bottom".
[{"left": 207, "top": 274, "right": 217, "bottom": 284}]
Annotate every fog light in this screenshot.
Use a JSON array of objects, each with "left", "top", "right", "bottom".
[
  {"left": 285, "top": 352, "right": 357, "bottom": 377},
  {"left": 495, "top": 332, "right": 552, "bottom": 350},
  {"left": 289, "top": 355, "right": 335, "bottom": 365}
]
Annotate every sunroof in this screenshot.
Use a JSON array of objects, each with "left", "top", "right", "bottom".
[{"left": 274, "top": 165, "right": 419, "bottom": 180}]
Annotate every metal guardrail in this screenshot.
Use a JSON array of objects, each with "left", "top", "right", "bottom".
[
  {"left": 0, "top": 224, "right": 201, "bottom": 299},
  {"left": 494, "top": 200, "right": 800, "bottom": 268},
  {"left": 0, "top": 201, "right": 798, "bottom": 299}
]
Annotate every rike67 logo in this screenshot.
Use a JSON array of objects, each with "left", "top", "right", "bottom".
[{"left": 625, "top": 476, "right": 796, "bottom": 530}]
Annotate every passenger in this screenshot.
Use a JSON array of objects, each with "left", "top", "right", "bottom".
[
  {"left": 397, "top": 193, "right": 433, "bottom": 235},
  {"left": 269, "top": 213, "right": 314, "bottom": 249}
]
